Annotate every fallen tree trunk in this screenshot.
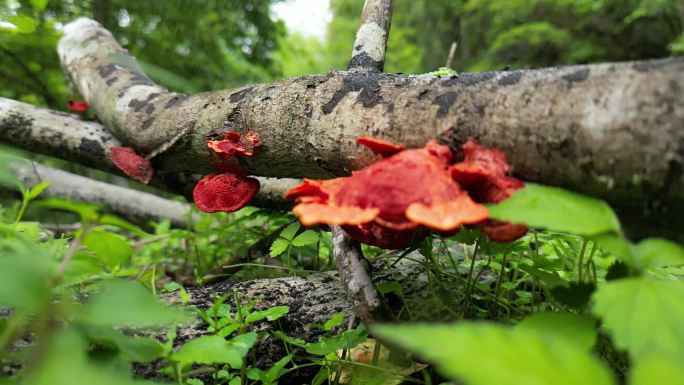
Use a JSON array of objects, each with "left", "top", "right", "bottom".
[{"left": 54, "top": 18, "right": 684, "bottom": 239}]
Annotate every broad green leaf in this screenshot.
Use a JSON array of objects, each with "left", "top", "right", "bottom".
[
  {"left": 5, "top": 15, "right": 37, "bottom": 33},
  {"left": 635, "top": 238, "right": 684, "bottom": 269},
  {"left": 29, "top": 0, "right": 49, "bottom": 11},
  {"left": 81, "top": 324, "right": 166, "bottom": 363},
  {"left": 0, "top": 239, "right": 53, "bottom": 309},
  {"left": 592, "top": 278, "right": 684, "bottom": 361},
  {"left": 269, "top": 238, "right": 289, "bottom": 257},
  {"left": 373, "top": 323, "right": 615, "bottom": 385},
  {"left": 99, "top": 214, "right": 146, "bottom": 235},
  {"left": 488, "top": 183, "right": 621, "bottom": 235},
  {"left": 78, "top": 279, "right": 191, "bottom": 328},
  {"left": 34, "top": 198, "right": 101, "bottom": 221},
  {"left": 323, "top": 311, "right": 346, "bottom": 331},
  {"left": 24, "top": 328, "right": 154, "bottom": 385},
  {"left": 27, "top": 181, "right": 51, "bottom": 200},
  {"left": 59, "top": 252, "right": 105, "bottom": 288},
  {"left": 291, "top": 230, "right": 319, "bottom": 247},
  {"left": 516, "top": 312, "right": 597, "bottom": 351},
  {"left": 245, "top": 305, "right": 289, "bottom": 324},
  {"left": 593, "top": 233, "right": 636, "bottom": 266},
  {"left": 280, "top": 222, "right": 300, "bottom": 241},
  {"left": 170, "top": 333, "right": 257, "bottom": 368},
  {"left": 83, "top": 229, "right": 133, "bottom": 270},
  {"left": 630, "top": 353, "right": 684, "bottom": 385}
]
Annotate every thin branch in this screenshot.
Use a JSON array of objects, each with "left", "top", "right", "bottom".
[{"left": 348, "top": 0, "right": 394, "bottom": 72}]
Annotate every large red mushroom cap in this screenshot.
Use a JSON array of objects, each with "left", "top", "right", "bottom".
[
  {"left": 193, "top": 173, "right": 260, "bottom": 213},
  {"left": 285, "top": 139, "right": 490, "bottom": 249},
  {"left": 109, "top": 146, "right": 153, "bottom": 184}
]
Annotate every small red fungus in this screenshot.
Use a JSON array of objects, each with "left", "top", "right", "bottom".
[
  {"left": 193, "top": 173, "right": 260, "bottom": 213},
  {"left": 109, "top": 146, "right": 153, "bottom": 184},
  {"left": 207, "top": 130, "right": 262, "bottom": 160},
  {"left": 68, "top": 100, "right": 89, "bottom": 112},
  {"left": 356, "top": 136, "right": 405, "bottom": 158},
  {"left": 285, "top": 140, "right": 491, "bottom": 249}
]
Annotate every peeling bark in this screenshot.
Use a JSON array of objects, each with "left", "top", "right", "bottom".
[
  {"left": 9, "top": 161, "right": 197, "bottom": 228},
  {"left": 55, "top": 19, "right": 684, "bottom": 239}
]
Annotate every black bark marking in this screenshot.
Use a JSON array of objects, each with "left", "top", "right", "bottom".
[
  {"left": 145, "top": 104, "right": 156, "bottom": 114},
  {"left": 498, "top": 72, "right": 522, "bottom": 86},
  {"left": 105, "top": 77, "right": 118, "bottom": 86},
  {"left": 86, "top": 31, "right": 107, "bottom": 42},
  {"left": 633, "top": 59, "right": 670, "bottom": 73},
  {"left": 563, "top": 68, "right": 590, "bottom": 83},
  {"left": 1, "top": 112, "right": 34, "bottom": 137},
  {"left": 442, "top": 72, "right": 497, "bottom": 86},
  {"left": 476, "top": 105, "right": 485, "bottom": 118},
  {"left": 141, "top": 117, "right": 155, "bottom": 131},
  {"left": 433, "top": 92, "right": 458, "bottom": 117},
  {"left": 129, "top": 93, "right": 160, "bottom": 112},
  {"left": 348, "top": 52, "right": 384, "bottom": 72},
  {"left": 387, "top": 103, "right": 394, "bottom": 113},
  {"left": 98, "top": 63, "right": 117, "bottom": 78},
  {"left": 229, "top": 87, "right": 254, "bottom": 103},
  {"left": 78, "top": 138, "right": 105, "bottom": 158},
  {"left": 164, "top": 95, "right": 188, "bottom": 109},
  {"left": 417, "top": 89, "right": 429, "bottom": 100},
  {"left": 322, "top": 73, "right": 385, "bottom": 114}
]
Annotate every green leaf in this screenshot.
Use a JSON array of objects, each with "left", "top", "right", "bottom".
[
  {"left": 83, "top": 229, "right": 133, "bottom": 270},
  {"left": 305, "top": 325, "right": 366, "bottom": 355},
  {"left": 593, "top": 233, "right": 636, "bottom": 266},
  {"left": 488, "top": 183, "right": 621, "bottom": 235},
  {"left": 280, "top": 222, "right": 300, "bottom": 241},
  {"left": 78, "top": 279, "right": 191, "bottom": 328},
  {"left": 170, "top": 333, "right": 257, "bottom": 368},
  {"left": 635, "top": 238, "right": 684, "bottom": 269},
  {"left": 245, "top": 305, "right": 289, "bottom": 324},
  {"left": 271, "top": 331, "right": 306, "bottom": 348},
  {"left": 516, "top": 312, "right": 597, "bottom": 351},
  {"left": 630, "top": 352, "right": 684, "bottom": 385},
  {"left": 5, "top": 15, "right": 37, "bottom": 34},
  {"left": 29, "top": 0, "right": 49, "bottom": 11},
  {"left": 291, "top": 230, "right": 319, "bottom": 247},
  {"left": 81, "top": 325, "right": 166, "bottom": 363},
  {"left": 34, "top": 198, "right": 102, "bottom": 221},
  {"left": 592, "top": 278, "right": 684, "bottom": 362},
  {"left": 269, "top": 238, "right": 289, "bottom": 257},
  {"left": 373, "top": 322, "right": 615, "bottom": 385},
  {"left": 27, "top": 181, "right": 51, "bottom": 200},
  {"left": 322, "top": 311, "right": 346, "bottom": 331},
  {"left": 0, "top": 239, "right": 53, "bottom": 310}
]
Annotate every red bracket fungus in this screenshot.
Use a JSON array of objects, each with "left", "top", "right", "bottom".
[
  {"left": 67, "top": 100, "right": 89, "bottom": 113},
  {"left": 285, "top": 138, "right": 528, "bottom": 249},
  {"left": 193, "top": 130, "right": 263, "bottom": 213},
  {"left": 109, "top": 146, "right": 154, "bottom": 184}
]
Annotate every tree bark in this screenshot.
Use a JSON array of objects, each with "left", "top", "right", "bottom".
[
  {"left": 9, "top": 161, "right": 197, "bottom": 228},
  {"left": 54, "top": 18, "right": 684, "bottom": 239}
]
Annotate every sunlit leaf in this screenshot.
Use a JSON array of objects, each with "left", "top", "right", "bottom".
[
  {"left": 488, "top": 183, "right": 621, "bottom": 235},
  {"left": 291, "top": 230, "right": 319, "bottom": 247},
  {"left": 170, "top": 333, "right": 257, "bottom": 368},
  {"left": 83, "top": 229, "right": 133, "bottom": 271},
  {"left": 78, "top": 279, "right": 191, "bottom": 328},
  {"left": 245, "top": 305, "right": 289, "bottom": 324},
  {"left": 516, "top": 312, "right": 597, "bottom": 351},
  {"left": 630, "top": 352, "right": 684, "bottom": 385},
  {"left": 81, "top": 324, "right": 166, "bottom": 363},
  {"left": 280, "top": 222, "right": 300, "bottom": 241},
  {"left": 592, "top": 278, "right": 684, "bottom": 362},
  {"left": 635, "top": 238, "right": 684, "bottom": 269},
  {"left": 26, "top": 181, "right": 51, "bottom": 200},
  {"left": 269, "top": 238, "right": 289, "bottom": 257},
  {"left": 373, "top": 322, "right": 615, "bottom": 385}
]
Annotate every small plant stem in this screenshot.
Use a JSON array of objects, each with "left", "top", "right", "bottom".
[
  {"left": 371, "top": 340, "right": 382, "bottom": 366},
  {"left": 12, "top": 192, "right": 29, "bottom": 226},
  {"left": 493, "top": 253, "right": 508, "bottom": 319},
  {"left": 461, "top": 240, "right": 479, "bottom": 317},
  {"left": 577, "top": 238, "right": 588, "bottom": 282}
]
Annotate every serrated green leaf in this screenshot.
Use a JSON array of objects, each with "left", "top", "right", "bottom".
[
  {"left": 83, "top": 229, "right": 133, "bottom": 270},
  {"left": 170, "top": 333, "right": 257, "bottom": 368},
  {"left": 280, "top": 222, "right": 300, "bottom": 241},
  {"left": 630, "top": 352, "right": 684, "bottom": 385},
  {"left": 516, "top": 312, "right": 597, "bottom": 351},
  {"left": 488, "top": 183, "right": 621, "bottom": 235},
  {"left": 291, "top": 230, "right": 319, "bottom": 247},
  {"left": 305, "top": 326, "right": 366, "bottom": 355},
  {"left": 592, "top": 278, "right": 684, "bottom": 362},
  {"left": 373, "top": 322, "right": 615, "bottom": 385},
  {"left": 78, "top": 279, "right": 191, "bottom": 328},
  {"left": 636, "top": 238, "right": 684, "bottom": 269},
  {"left": 245, "top": 305, "right": 289, "bottom": 324},
  {"left": 269, "top": 238, "right": 289, "bottom": 257}
]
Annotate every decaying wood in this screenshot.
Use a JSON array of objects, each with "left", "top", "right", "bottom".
[
  {"left": 10, "top": 161, "right": 197, "bottom": 228},
  {"left": 54, "top": 18, "right": 684, "bottom": 238}
]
